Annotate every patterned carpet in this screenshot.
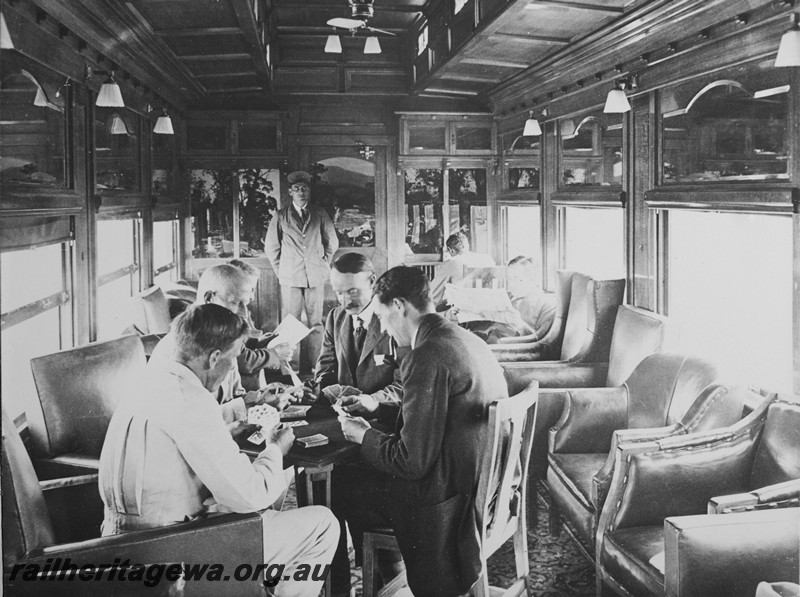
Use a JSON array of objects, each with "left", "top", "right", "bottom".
[{"left": 285, "top": 478, "right": 595, "bottom": 596}]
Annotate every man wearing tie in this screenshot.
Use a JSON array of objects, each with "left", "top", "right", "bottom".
[
  {"left": 265, "top": 170, "right": 338, "bottom": 372},
  {"left": 315, "top": 252, "right": 404, "bottom": 410}
]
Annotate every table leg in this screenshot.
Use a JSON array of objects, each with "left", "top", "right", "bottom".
[{"left": 293, "top": 464, "right": 335, "bottom": 597}]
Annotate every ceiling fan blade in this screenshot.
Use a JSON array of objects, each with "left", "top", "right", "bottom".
[
  {"left": 365, "top": 26, "right": 397, "bottom": 36},
  {"left": 327, "top": 17, "right": 365, "bottom": 29}
]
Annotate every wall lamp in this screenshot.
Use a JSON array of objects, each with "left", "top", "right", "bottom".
[
  {"left": 522, "top": 108, "right": 547, "bottom": 136},
  {"left": 153, "top": 108, "right": 174, "bottom": 135},
  {"left": 87, "top": 66, "right": 125, "bottom": 107},
  {"left": 603, "top": 74, "right": 638, "bottom": 113},
  {"left": 775, "top": 13, "right": 800, "bottom": 67}
]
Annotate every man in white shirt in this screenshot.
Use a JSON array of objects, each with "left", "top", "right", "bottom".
[
  {"left": 429, "top": 232, "right": 495, "bottom": 305},
  {"left": 149, "top": 264, "right": 293, "bottom": 424},
  {"left": 99, "top": 304, "right": 338, "bottom": 597}
]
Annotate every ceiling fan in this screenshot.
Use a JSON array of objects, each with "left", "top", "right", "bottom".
[{"left": 326, "top": 1, "right": 397, "bottom": 42}]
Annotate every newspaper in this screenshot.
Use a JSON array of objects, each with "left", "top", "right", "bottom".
[
  {"left": 267, "top": 314, "right": 311, "bottom": 349},
  {"left": 443, "top": 284, "right": 520, "bottom": 325}
]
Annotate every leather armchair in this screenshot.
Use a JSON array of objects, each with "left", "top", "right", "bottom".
[
  {"left": 27, "top": 335, "right": 147, "bottom": 474},
  {"left": 2, "top": 409, "right": 265, "bottom": 597},
  {"left": 494, "top": 272, "right": 624, "bottom": 367},
  {"left": 596, "top": 395, "right": 800, "bottom": 597},
  {"left": 545, "top": 354, "right": 732, "bottom": 555},
  {"left": 491, "top": 270, "right": 575, "bottom": 359},
  {"left": 517, "top": 305, "right": 667, "bottom": 487}
]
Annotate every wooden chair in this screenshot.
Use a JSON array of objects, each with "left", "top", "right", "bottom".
[{"left": 362, "top": 380, "right": 539, "bottom": 597}]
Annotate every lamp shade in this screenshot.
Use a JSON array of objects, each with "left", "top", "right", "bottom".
[
  {"left": 325, "top": 34, "right": 342, "bottom": 53},
  {"left": 523, "top": 116, "right": 542, "bottom": 137},
  {"left": 364, "top": 36, "right": 381, "bottom": 54},
  {"left": 153, "top": 112, "right": 174, "bottom": 135},
  {"left": 0, "top": 11, "right": 13, "bottom": 49},
  {"left": 110, "top": 114, "right": 129, "bottom": 135},
  {"left": 604, "top": 88, "right": 631, "bottom": 113},
  {"left": 33, "top": 87, "right": 48, "bottom": 107},
  {"left": 96, "top": 77, "right": 125, "bottom": 108},
  {"left": 775, "top": 23, "right": 800, "bottom": 67}
]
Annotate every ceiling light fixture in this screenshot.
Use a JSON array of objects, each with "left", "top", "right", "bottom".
[
  {"left": 775, "top": 13, "right": 800, "bottom": 67},
  {"left": 604, "top": 75, "right": 638, "bottom": 113},
  {"left": 0, "top": 11, "right": 13, "bottom": 49},
  {"left": 153, "top": 108, "right": 174, "bottom": 135},
  {"left": 522, "top": 110, "right": 543, "bottom": 136},
  {"left": 87, "top": 66, "right": 125, "bottom": 107},
  {"left": 364, "top": 36, "right": 381, "bottom": 54},
  {"left": 325, "top": 33, "right": 343, "bottom": 53}
]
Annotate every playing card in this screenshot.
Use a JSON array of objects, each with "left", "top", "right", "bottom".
[
  {"left": 247, "top": 404, "right": 280, "bottom": 429},
  {"left": 321, "top": 384, "right": 361, "bottom": 403},
  {"left": 280, "top": 405, "right": 311, "bottom": 420},
  {"left": 281, "top": 420, "right": 308, "bottom": 428},
  {"left": 247, "top": 430, "right": 266, "bottom": 445},
  {"left": 297, "top": 433, "right": 328, "bottom": 448}
]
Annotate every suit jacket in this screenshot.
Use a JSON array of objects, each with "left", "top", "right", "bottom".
[
  {"left": 360, "top": 313, "right": 508, "bottom": 597},
  {"left": 315, "top": 307, "right": 403, "bottom": 404},
  {"left": 264, "top": 202, "right": 338, "bottom": 287}
]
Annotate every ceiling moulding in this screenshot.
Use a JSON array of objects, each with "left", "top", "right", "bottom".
[
  {"left": 485, "top": 0, "right": 788, "bottom": 110},
  {"left": 26, "top": 0, "right": 205, "bottom": 107}
]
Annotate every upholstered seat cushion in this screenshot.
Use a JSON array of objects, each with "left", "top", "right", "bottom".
[
  {"left": 547, "top": 453, "right": 606, "bottom": 546},
  {"left": 600, "top": 525, "right": 664, "bottom": 597}
]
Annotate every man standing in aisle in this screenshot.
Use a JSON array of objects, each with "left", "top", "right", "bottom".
[
  {"left": 265, "top": 170, "right": 339, "bottom": 372},
  {"left": 333, "top": 266, "right": 508, "bottom": 597}
]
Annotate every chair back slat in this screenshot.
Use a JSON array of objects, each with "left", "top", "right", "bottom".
[{"left": 476, "top": 381, "right": 538, "bottom": 556}]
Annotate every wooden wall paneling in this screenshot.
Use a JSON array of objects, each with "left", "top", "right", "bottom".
[
  {"left": 792, "top": 69, "right": 800, "bottom": 394},
  {"left": 542, "top": 120, "right": 558, "bottom": 292},
  {"left": 629, "top": 94, "right": 655, "bottom": 310}
]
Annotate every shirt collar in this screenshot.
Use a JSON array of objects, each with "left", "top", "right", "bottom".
[
  {"left": 292, "top": 202, "right": 308, "bottom": 216},
  {"left": 353, "top": 302, "right": 374, "bottom": 329}
]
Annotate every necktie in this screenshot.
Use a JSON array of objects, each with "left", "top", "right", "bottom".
[
  {"left": 353, "top": 317, "right": 366, "bottom": 355},
  {"left": 300, "top": 207, "right": 308, "bottom": 223}
]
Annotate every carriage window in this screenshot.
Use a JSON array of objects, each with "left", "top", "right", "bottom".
[
  {"left": 404, "top": 167, "right": 444, "bottom": 257},
  {"left": 560, "top": 206, "right": 625, "bottom": 278},
  {"left": 1, "top": 242, "right": 73, "bottom": 420},
  {"left": 96, "top": 217, "right": 142, "bottom": 338},
  {"left": 662, "top": 81, "right": 789, "bottom": 184},
  {"left": 560, "top": 115, "right": 622, "bottom": 187},
  {"left": 666, "top": 210, "right": 792, "bottom": 391},
  {"left": 153, "top": 219, "right": 179, "bottom": 285},
  {"left": 152, "top": 130, "right": 174, "bottom": 196},
  {"left": 501, "top": 205, "right": 541, "bottom": 265},
  {"left": 417, "top": 26, "right": 428, "bottom": 56},
  {"left": 0, "top": 70, "right": 66, "bottom": 188},
  {"left": 449, "top": 168, "right": 488, "bottom": 253},
  {"left": 95, "top": 109, "right": 140, "bottom": 192}
]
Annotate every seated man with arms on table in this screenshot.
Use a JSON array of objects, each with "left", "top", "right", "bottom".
[
  {"left": 315, "top": 252, "right": 405, "bottom": 414},
  {"left": 429, "top": 232, "right": 495, "bottom": 306},
  {"left": 228, "top": 259, "right": 295, "bottom": 389},
  {"left": 99, "top": 304, "right": 338, "bottom": 597},
  {"left": 149, "top": 264, "right": 296, "bottom": 425},
  {"left": 506, "top": 255, "right": 556, "bottom": 341},
  {"left": 332, "top": 266, "right": 508, "bottom": 597}
]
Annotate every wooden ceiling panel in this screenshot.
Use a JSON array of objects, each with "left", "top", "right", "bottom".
[
  {"left": 163, "top": 34, "right": 250, "bottom": 57},
  {"left": 199, "top": 74, "right": 264, "bottom": 90},
  {"left": 186, "top": 59, "right": 256, "bottom": 76},
  {"left": 501, "top": 6, "right": 620, "bottom": 39},
  {"left": 131, "top": 0, "right": 239, "bottom": 30}
]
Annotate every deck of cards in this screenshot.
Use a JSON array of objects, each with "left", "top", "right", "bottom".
[
  {"left": 297, "top": 433, "right": 329, "bottom": 448},
  {"left": 248, "top": 404, "right": 280, "bottom": 429},
  {"left": 322, "top": 384, "right": 361, "bottom": 404},
  {"left": 280, "top": 405, "right": 311, "bottom": 420}
]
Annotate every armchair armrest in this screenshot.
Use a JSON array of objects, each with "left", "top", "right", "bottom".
[
  {"left": 495, "top": 333, "right": 538, "bottom": 345},
  {"left": 491, "top": 341, "right": 552, "bottom": 362},
  {"left": 709, "top": 479, "right": 800, "bottom": 513},
  {"left": 9, "top": 513, "right": 264, "bottom": 596},
  {"left": 598, "top": 428, "right": 756, "bottom": 532},
  {"left": 528, "top": 389, "right": 569, "bottom": 480},
  {"left": 33, "top": 456, "right": 99, "bottom": 479},
  {"left": 548, "top": 387, "right": 628, "bottom": 454},
  {"left": 663, "top": 508, "right": 800, "bottom": 597},
  {"left": 39, "top": 472, "right": 104, "bottom": 544},
  {"left": 502, "top": 361, "right": 609, "bottom": 394},
  {"left": 592, "top": 424, "right": 682, "bottom": 511}
]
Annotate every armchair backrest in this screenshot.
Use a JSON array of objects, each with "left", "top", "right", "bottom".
[
  {"left": 750, "top": 397, "right": 800, "bottom": 490},
  {"left": 130, "top": 285, "right": 171, "bottom": 335},
  {"left": 624, "top": 354, "right": 720, "bottom": 429},
  {"left": 28, "top": 335, "right": 146, "bottom": 459},
  {"left": 476, "top": 381, "right": 538, "bottom": 556},
  {"left": 536, "top": 270, "right": 574, "bottom": 353},
  {"left": 560, "top": 274, "right": 625, "bottom": 362},
  {"left": 2, "top": 408, "right": 56, "bottom": 567},
  {"left": 605, "top": 306, "right": 667, "bottom": 387}
]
